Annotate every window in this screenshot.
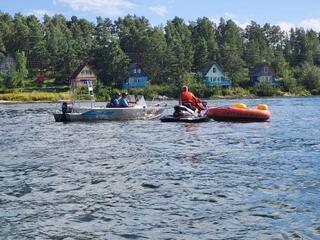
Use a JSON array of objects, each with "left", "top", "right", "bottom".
[
  {"left": 212, "top": 68, "right": 216, "bottom": 73},
  {"left": 137, "top": 68, "right": 141, "bottom": 74}
]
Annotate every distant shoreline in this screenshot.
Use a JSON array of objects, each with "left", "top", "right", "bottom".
[
  {"left": 0, "top": 100, "right": 53, "bottom": 104},
  {"left": 1, "top": 94, "right": 317, "bottom": 104}
]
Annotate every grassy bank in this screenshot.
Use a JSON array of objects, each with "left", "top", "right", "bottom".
[
  {"left": 0, "top": 84, "right": 315, "bottom": 103},
  {"left": 0, "top": 91, "right": 72, "bottom": 102}
]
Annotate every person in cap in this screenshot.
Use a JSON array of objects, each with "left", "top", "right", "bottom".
[
  {"left": 120, "top": 92, "right": 129, "bottom": 107},
  {"left": 179, "top": 85, "right": 205, "bottom": 113}
]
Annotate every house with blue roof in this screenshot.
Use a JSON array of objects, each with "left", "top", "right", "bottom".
[
  {"left": 123, "top": 63, "right": 148, "bottom": 89},
  {"left": 200, "top": 61, "right": 232, "bottom": 87},
  {"left": 250, "top": 62, "right": 279, "bottom": 85}
]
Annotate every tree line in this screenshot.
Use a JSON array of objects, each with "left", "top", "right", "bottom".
[{"left": 1, "top": 12, "right": 320, "bottom": 94}]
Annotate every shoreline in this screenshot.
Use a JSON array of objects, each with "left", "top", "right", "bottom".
[
  {"left": 1, "top": 94, "right": 318, "bottom": 104},
  {"left": 0, "top": 100, "right": 54, "bottom": 104}
]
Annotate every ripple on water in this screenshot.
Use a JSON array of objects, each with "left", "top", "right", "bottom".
[{"left": 0, "top": 98, "right": 320, "bottom": 239}]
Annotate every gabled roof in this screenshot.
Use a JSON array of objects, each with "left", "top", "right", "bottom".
[
  {"left": 250, "top": 62, "right": 274, "bottom": 77},
  {"left": 69, "top": 63, "right": 86, "bottom": 80},
  {"left": 127, "top": 63, "right": 148, "bottom": 78},
  {"left": 199, "top": 61, "right": 224, "bottom": 76}
]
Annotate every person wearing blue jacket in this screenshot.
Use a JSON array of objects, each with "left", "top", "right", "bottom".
[
  {"left": 120, "top": 92, "right": 129, "bottom": 107},
  {"left": 109, "top": 93, "right": 120, "bottom": 107}
]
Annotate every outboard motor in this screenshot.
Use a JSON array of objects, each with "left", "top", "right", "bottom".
[
  {"left": 62, "top": 102, "right": 68, "bottom": 114},
  {"left": 61, "top": 102, "right": 73, "bottom": 114},
  {"left": 61, "top": 102, "right": 72, "bottom": 122}
]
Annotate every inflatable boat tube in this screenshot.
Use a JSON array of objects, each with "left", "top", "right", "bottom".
[{"left": 206, "top": 106, "right": 271, "bottom": 122}]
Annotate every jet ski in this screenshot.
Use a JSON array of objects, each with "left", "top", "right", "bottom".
[{"left": 160, "top": 105, "right": 210, "bottom": 123}]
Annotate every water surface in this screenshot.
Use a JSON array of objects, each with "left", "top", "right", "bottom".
[{"left": 0, "top": 97, "right": 320, "bottom": 239}]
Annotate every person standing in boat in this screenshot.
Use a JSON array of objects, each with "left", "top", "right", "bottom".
[
  {"left": 120, "top": 92, "right": 129, "bottom": 107},
  {"left": 179, "top": 85, "right": 205, "bottom": 113}
]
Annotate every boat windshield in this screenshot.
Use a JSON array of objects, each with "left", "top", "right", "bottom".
[{"left": 133, "top": 95, "right": 147, "bottom": 108}]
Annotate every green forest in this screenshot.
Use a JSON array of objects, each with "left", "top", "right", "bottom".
[{"left": 1, "top": 12, "right": 320, "bottom": 99}]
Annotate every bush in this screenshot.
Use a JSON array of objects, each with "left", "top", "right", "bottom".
[
  {"left": 222, "top": 87, "right": 253, "bottom": 98},
  {"left": 250, "top": 83, "right": 284, "bottom": 96},
  {"left": 296, "top": 63, "right": 320, "bottom": 91},
  {"left": 0, "top": 91, "right": 72, "bottom": 102},
  {"left": 287, "top": 87, "right": 310, "bottom": 96},
  {"left": 310, "top": 89, "right": 320, "bottom": 95}
]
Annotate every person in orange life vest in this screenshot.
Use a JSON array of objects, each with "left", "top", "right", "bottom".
[{"left": 179, "top": 85, "right": 205, "bottom": 113}]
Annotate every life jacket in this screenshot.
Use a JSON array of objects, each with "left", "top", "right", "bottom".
[
  {"left": 120, "top": 98, "right": 129, "bottom": 107},
  {"left": 180, "top": 91, "right": 205, "bottom": 111},
  {"left": 109, "top": 97, "right": 118, "bottom": 107},
  {"left": 181, "top": 91, "right": 196, "bottom": 105}
]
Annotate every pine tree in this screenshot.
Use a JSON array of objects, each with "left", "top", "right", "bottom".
[
  {"left": 190, "top": 17, "right": 218, "bottom": 70},
  {"left": 165, "top": 17, "right": 194, "bottom": 84},
  {"left": 218, "top": 19, "right": 247, "bottom": 86}
]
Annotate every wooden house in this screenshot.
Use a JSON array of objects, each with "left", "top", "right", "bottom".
[
  {"left": 69, "top": 63, "right": 96, "bottom": 88},
  {"left": 200, "top": 61, "right": 232, "bottom": 87},
  {"left": 123, "top": 63, "right": 148, "bottom": 89},
  {"left": 250, "top": 62, "right": 279, "bottom": 85},
  {"left": 0, "top": 54, "right": 16, "bottom": 76}
]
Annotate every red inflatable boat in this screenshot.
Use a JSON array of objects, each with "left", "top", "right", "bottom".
[{"left": 206, "top": 103, "right": 271, "bottom": 122}]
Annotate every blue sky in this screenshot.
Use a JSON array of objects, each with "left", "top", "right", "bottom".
[{"left": 1, "top": 0, "right": 320, "bottom": 31}]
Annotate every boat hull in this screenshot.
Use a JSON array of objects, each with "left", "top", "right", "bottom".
[
  {"left": 54, "top": 107, "right": 165, "bottom": 122},
  {"left": 160, "top": 115, "right": 210, "bottom": 123},
  {"left": 206, "top": 107, "right": 271, "bottom": 122}
]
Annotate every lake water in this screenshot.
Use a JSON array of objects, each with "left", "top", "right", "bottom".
[{"left": 0, "top": 97, "right": 320, "bottom": 239}]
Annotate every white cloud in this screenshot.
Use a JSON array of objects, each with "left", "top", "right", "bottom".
[
  {"left": 149, "top": 4, "right": 168, "bottom": 17},
  {"left": 300, "top": 18, "right": 320, "bottom": 31},
  {"left": 224, "top": 12, "right": 250, "bottom": 29},
  {"left": 209, "top": 13, "right": 250, "bottom": 29},
  {"left": 276, "top": 18, "right": 320, "bottom": 32},
  {"left": 224, "top": 12, "right": 235, "bottom": 20},
  {"left": 28, "top": 9, "right": 56, "bottom": 18},
  {"left": 209, "top": 16, "right": 220, "bottom": 24},
  {"left": 277, "top": 22, "right": 296, "bottom": 32},
  {"left": 57, "top": 0, "right": 135, "bottom": 16}
]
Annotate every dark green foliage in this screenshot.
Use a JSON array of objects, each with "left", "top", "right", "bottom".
[
  {"left": 217, "top": 19, "right": 247, "bottom": 86},
  {"left": 165, "top": 17, "right": 194, "bottom": 83},
  {"left": 0, "top": 12, "right": 319, "bottom": 95},
  {"left": 296, "top": 63, "right": 320, "bottom": 91},
  {"left": 89, "top": 17, "right": 130, "bottom": 88},
  {"left": 190, "top": 17, "right": 218, "bottom": 70}
]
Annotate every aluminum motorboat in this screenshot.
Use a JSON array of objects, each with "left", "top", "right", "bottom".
[{"left": 53, "top": 80, "right": 166, "bottom": 122}]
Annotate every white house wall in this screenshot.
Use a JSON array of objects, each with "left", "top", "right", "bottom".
[{"left": 205, "top": 64, "right": 225, "bottom": 82}]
